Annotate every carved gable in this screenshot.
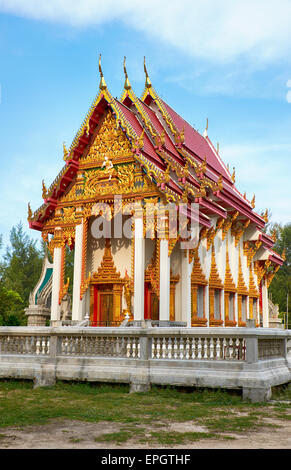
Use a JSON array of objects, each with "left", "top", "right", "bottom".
[{"left": 81, "top": 110, "right": 133, "bottom": 166}]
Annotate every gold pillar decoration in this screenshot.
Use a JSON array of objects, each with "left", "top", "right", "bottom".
[
  {"left": 145, "top": 239, "right": 160, "bottom": 298},
  {"left": 169, "top": 272, "right": 179, "bottom": 321},
  {"left": 122, "top": 271, "right": 133, "bottom": 320},
  {"left": 80, "top": 217, "right": 89, "bottom": 300},
  {"left": 231, "top": 219, "right": 250, "bottom": 247}
]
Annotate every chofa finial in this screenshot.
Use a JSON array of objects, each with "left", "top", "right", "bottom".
[
  {"left": 144, "top": 56, "right": 152, "bottom": 89},
  {"left": 203, "top": 118, "right": 208, "bottom": 138},
  {"left": 98, "top": 53, "right": 107, "bottom": 90},
  {"left": 123, "top": 56, "right": 131, "bottom": 90}
]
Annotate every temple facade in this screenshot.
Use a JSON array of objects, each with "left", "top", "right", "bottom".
[{"left": 27, "top": 57, "right": 284, "bottom": 328}]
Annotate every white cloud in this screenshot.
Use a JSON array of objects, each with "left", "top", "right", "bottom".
[{"left": 1, "top": 0, "right": 291, "bottom": 65}]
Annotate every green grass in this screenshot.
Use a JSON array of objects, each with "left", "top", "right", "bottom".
[
  {"left": 0, "top": 380, "right": 290, "bottom": 445},
  {"left": 95, "top": 431, "right": 133, "bottom": 444}
]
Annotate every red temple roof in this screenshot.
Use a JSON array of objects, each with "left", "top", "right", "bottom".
[{"left": 28, "top": 61, "right": 281, "bottom": 267}]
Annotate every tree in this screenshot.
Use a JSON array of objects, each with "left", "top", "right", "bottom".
[
  {"left": 268, "top": 222, "right": 291, "bottom": 327},
  {"left": 0, "top": 286, "right": 23, "bottom": 326},
  {"left": 1, "top": 222, "right": 43, "bottom": 325}
]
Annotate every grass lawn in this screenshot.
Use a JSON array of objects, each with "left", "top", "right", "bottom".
[{"left": 0, "top": 380, "right": 290, "bottom": 446}]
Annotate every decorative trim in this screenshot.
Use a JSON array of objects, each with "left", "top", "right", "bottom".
[
  {"left": 224, "top": 241, "right": 236, "bottom": 292},
  {"left": 209, "top": 245, "right": 224, "bottom": 289},
  {"left": 191, "top": 248, "right": 208, "bottom": 286}
]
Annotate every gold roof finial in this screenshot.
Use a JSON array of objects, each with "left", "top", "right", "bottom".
[
  {"left": 63, "top": 142, "right": 69, "bottom": 161},
  {"left": 203, "top": 118, "right": 208, "bottom": 138},
  {"left": 217, "top": 142, "right": 219, "bottom": 154},
  {"left": 27, "top": 203, "right": 32, "bottom": 222},
  {"left": 123, "top": 56, "right": 131, "bottom": 90},
  {"left": 98, "top": 53, "right": 107, "bottom": 90},
  {"left": 231, "top": 167, "right": 236, "bottom": 183},
  {"left": 144, "top": 56, "right": 152, "bottom": 89},
  {"left": 42, "top": 180, "right": 47, "bottom": 199},
  {"left": 263, "top": 208, "right": 269, "bottom": 223},
  {"left": 251, "top": 194, "right": 255, "bottom": 208}
]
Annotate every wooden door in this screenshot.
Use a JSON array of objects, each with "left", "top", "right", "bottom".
[{"left": 99, "top": 292, "right": 113, "bottom": 326}]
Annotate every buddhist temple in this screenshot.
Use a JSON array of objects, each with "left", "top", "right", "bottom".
[{"left": 27, "top": 56, "right": 284, "bottom": 328}]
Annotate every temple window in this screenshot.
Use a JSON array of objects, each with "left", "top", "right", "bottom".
[
  {"left": 224, "top": 241, "right": 237, "bottom": 326},
  {"left": 208, "top": 246, "right": 224, "bottom": 326},
  {"left": 191, "top": 249, "right": 208, "bottom": 326},
  {"left": 241, "top": 295, "right": 247, "bottom": 322},
  {"left": 197, "top": 285, "right": 204, "bottom": 318},
  {"left": 214, "top": 289, "right": 221, "bottom": 320},
  {"left": 228, "top": 292, "right": 235, "bottom": 321}
]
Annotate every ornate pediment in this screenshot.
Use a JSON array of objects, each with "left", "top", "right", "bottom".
[
  {"left": 90, "top": 239, "right": 124, "bottom": 285},
  {"left": 80, "top": 110, "right": 133, "bottom": 167},
  {"left": 191, "top": 248, "right": 208, "bottom": 286}
]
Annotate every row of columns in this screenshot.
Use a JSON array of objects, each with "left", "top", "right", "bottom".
[
  {"left": 50, "top": 217, "right": 269, "bottom": 327},
  {"left": 133, "top": 213, "right": 193, "bottom": 326},
  {"left": 50, "top": 216, "right": 193, "bottom": 326},
  {"left": 50, "top": 222, "right": 85, "bottom": 324}
]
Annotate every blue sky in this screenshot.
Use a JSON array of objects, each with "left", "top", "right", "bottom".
[{"left": 0, "top": 0, "right": 291, "bottom": 254}]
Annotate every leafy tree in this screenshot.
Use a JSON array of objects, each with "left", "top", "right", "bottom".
[
  {"left": 1, "top": 222, "right": 43, "bottom": 325},
  {"left": 268, "top": 222, "right": 291, "bottom": 327},
  {"left": 0, "top": 286, "right": 23, "bottom": 326}
]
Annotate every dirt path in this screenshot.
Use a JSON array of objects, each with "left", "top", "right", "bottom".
[{"left": 0, "top": 418, "right": 291, "bottom": 449}]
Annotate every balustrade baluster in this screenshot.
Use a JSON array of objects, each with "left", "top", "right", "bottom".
[
  {"left": 201, "top": 338, "right": 206, "bottom": 358},
  {"left": 182, "top": 337, "right": 187, "bottom": 359},
  {"left": 213, "top": 338, "right": 217, "bottom": 359},
  {"left": 219, "top": 338, "right": 224, "bottom": 359},
  {"left": 206, "top": 338, "right": 211, "bottom": 359},
  {"left": 188, "top": 337, "right": 194, "bottom": 359},
  {"left": 231, "top": 338, "right": 236, "bottom": 359}
]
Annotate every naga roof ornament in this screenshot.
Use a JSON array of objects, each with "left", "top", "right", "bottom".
[
  {"left": 144, "top": 56, "right": 152, "bottom": 89},
  {"left": 123, "top": 56, "right": 131, "bottom": 91},
  {"left": 98, "top": 53, "right": 107, "bottom": 91}
]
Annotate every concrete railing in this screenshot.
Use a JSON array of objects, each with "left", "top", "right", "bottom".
[{"left": 0, "top": 325, "right": 290, "bottom": 402}]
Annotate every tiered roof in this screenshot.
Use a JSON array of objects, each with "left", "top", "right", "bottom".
[{"left": 28, "top": 55, "right": 283, "bottom": 269}]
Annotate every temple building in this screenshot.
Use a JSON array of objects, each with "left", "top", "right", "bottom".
[{"left": 27, "top": 56, "right": 284, "bottom": 328}]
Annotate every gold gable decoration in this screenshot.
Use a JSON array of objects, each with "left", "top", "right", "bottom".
[
  {"left": 145, "top": 239, "right": 160, "bottom": 297},
  {"left": 249, "top": 266, "right": 259, "bottom": 298},
  {"left": 90, "top": 239, "right": 124, "bottom": 285},
  {"left": 81, "top": 110, "right": 133, "bottom": 166},
  {"left": 224, "top": 241, "right": 236, "bottom": 292},
  {"left": 237, "top": 251, "right": 249, "bottom": 295}
]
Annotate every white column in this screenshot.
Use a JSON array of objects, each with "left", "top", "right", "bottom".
[
  {"left": 51, "top": 246, "right": 62, "bottom": 323},
  {"left": 180, "top": 249, "right": 193, "bottom": 327},
  {"left": 72, "top": 221, "right": 84, "bottom": 322},
  {"left": 159, "top": 238, "right": 170, "bottom": 321},
  {"left": 133, "top": 216, "right": 145, "bottom": 321},
  {"left": 262, "top": 279, "right": 269, "bottom": 328}
]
